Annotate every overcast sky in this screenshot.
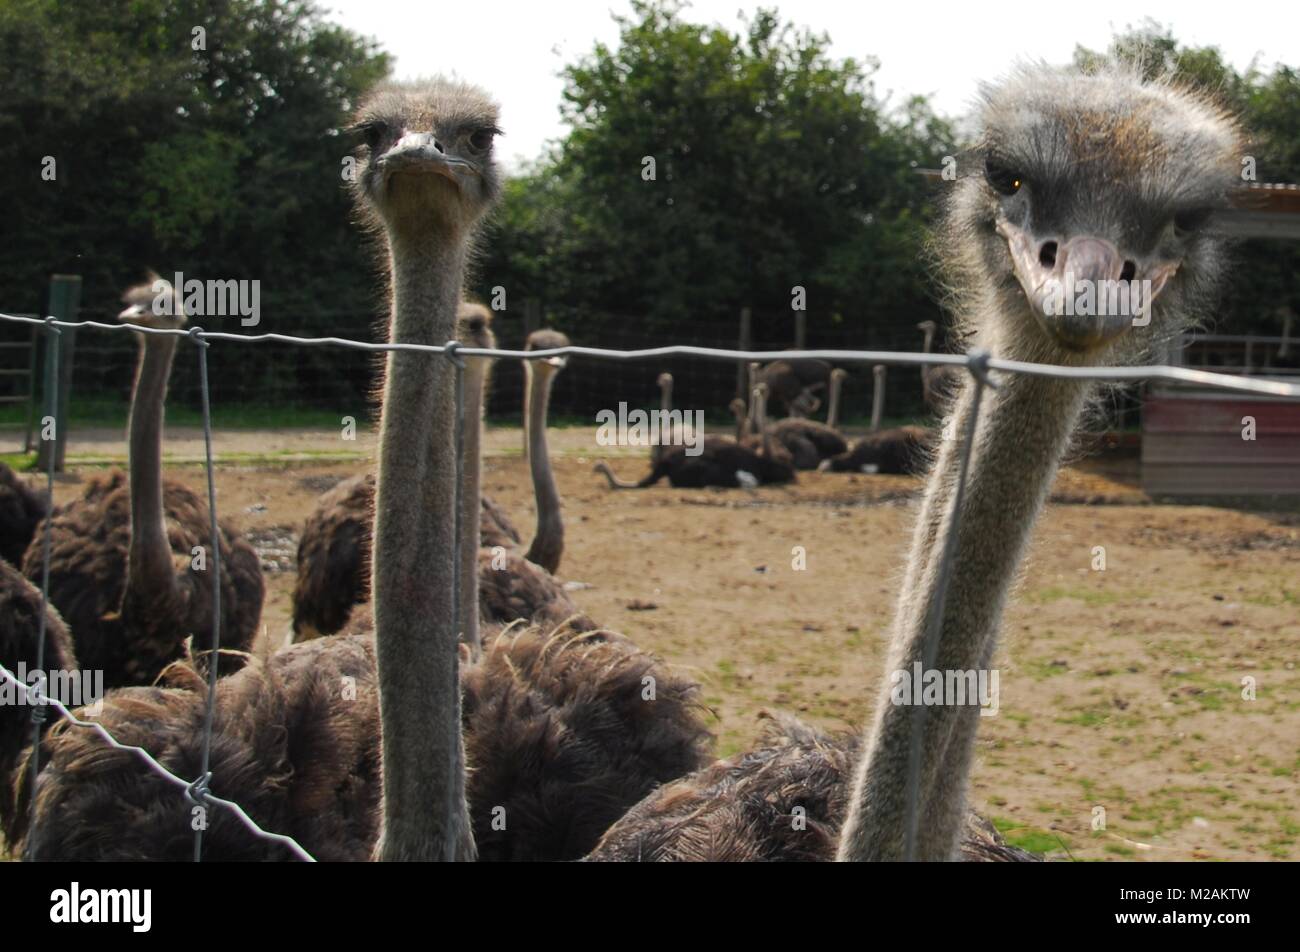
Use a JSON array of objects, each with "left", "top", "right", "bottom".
[{"left": 324, "top": 1, "right": 1296, "bottom": 170}]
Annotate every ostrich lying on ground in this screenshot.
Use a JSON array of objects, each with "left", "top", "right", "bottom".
[
  {"left": 598, "top": 379, "right": 796, "bottom": 489},
  {"left": 594, "top": 424, "right": 795, "bottom": 490},
  {"left": 764, "top": 368, "right": 849, "bottom": 468},
  {"left": 590, "top": 62, "right": 1242, "bottom": 861},
  {"left": 0, "top": 463, "right": 47, "bottom": 568},
  {"left": 820, "top": 425, "right": 932, "bottom": 475},
  {"left": 19, "top": 277, "right": 263, "bottom": 688},
  {"left": 754, "top": 358, "right": 831, "bottom": 417}
]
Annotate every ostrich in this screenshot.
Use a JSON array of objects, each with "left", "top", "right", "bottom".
[
  {"left": 764, "top": 370, "right": 849, "bottom": 468},
  {"left": 293, "top": 310, "right": 583, "bottom": 643},
  {"left": 755, "top": 359, "right": 831, "bottom": 418},
  {"left": 521, "top": 328, "right": 568, "bottom": 574},
  {"left": 0, "top": 558, "right": 77, "bottom": 843},
  {"left": 0, "top": 462, "right": 46, "bottom": 567},
  {"left": 820, "top": 426, "right": 932, "bottom": 475},
  {"left": 917, "top": 320, "right": 963, "bottom": 411},
  {"left": 870, "top": 365, "right": 885, "bottom": 431},
  {"left": 596, "top": 384, "right": 796, "bottom": 490},
  {"left": 589, "top": 63, "right": 1242, "bottom": 862},
  {"left": 10, "top": 86, "right": 709, "bottom": 855},
  {"left": 19, "top": 277, "right": 263, "bottom": 688},
  {"left": 650, "top": 372, "right": 676, "bottom": 464}
]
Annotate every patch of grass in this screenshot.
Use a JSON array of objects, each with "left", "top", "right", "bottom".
[
  {"left": 1026, "top": 586, "right": 1149, "bottom": 607},
  {"left": 989, "top": 817, "right": 1062, "bottom": 855}
]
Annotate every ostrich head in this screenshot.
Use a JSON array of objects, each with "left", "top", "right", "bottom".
[
  {"left": 118, "top": 272, "right": 186, "bottom": 330},
  {"left": 351, "top": 79, "right": 502, "bottom": 236},
  {"left": 525, "top": 328, "right": 570, "bottom": 372},
  {"left": 830, "top": 368, "right": 848, "bottom": 385},
  {"left": 657, "top": 372, "right": 672, "bottom": 389},
  {"left": 457, "top": 302, "right": 495, "bottom": 350},
  {"left": 945, "top": 64, "right": 1243, "bottom": 365}
]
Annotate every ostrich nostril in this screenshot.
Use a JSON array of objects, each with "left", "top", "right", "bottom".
[
  {"left": 1120, "top": 260, "right": 1137, "bottom": 282},
  {"left": 433, "top": 139, "right": 446, "bottom": 154},
  {"left": 1038, "top": 241, "right": 1057, "bottom": 268}
]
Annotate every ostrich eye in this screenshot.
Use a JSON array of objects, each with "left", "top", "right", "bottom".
[
  {"left": 353, "top": 121, "right": 386, "bottom": 150},
  {"left": 984, "top": 158, "right": 1023, "bottom": 196},
  {"left": 467, "top": 128, "right": 498, "bottom": 153},
  {"left": 1173, "top": 207, "right": 1213, "bottom": 236}
]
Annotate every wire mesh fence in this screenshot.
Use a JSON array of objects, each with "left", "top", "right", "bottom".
[{"left": 0, "top": 308, "right": 1296, "bottom": 863}]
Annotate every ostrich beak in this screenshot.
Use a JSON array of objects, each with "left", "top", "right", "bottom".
[
  {"left": 117, "top": 304, "right": 146, "bottom": 322},
  {"left": 545, "top": 356, "right": 567, "bottom": 370},
  {"left": 379, "top": 132, "right": 474, "bottom": 186},
  {"left": 997, "top": 217, "right": 1179, "bottom": 351}
]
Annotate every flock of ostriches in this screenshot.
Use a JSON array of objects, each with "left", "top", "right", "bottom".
[{"left": 0, "top": 63, "right": 1242, "bottom": 861}]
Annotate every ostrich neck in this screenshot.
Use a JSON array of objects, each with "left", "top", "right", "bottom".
[
  {"left": 827, "top": 378, "right": 842, "bottom": 429},
  {"left": 126, "top": 335, "right": 179, "bottom": 600},
  {"left": 372, "top": 231, "right": 475, "bottom": 862},
  {"left": 871, "top": 371, "right": 885, "bottom": 431},
  {"left": 524, "top": 365, "right": 563, "bottom": 573},
  {"left": 838, "top": 356, "right": 1089, "bottom": 861},
  {"left": 458, "top": 357, "right": 489, "bottom": 655}
]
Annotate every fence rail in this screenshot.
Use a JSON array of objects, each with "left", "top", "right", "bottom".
[{"left": 1, "top": 309, "right": 1297, "bottom": 864}]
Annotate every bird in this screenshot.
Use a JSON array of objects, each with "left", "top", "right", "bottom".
[
  {"left": 596, "top": 380, "right": 797, "bottom": 490},
  {"left": 520, "top": 328, "right": 569, "bottom": 574},
  {"left": 763, "top": 369, "right": 849, "bottom": 468},
  {"left": 7, "top": 82, "right": 710, "bottom": 857},
  {"left": 19, "top": 276, "right": 263, "bottom": 688},
  {"left": 819, "top": 425, "right": 932, "bottom": 475},
  {"left": 593, "top": 431, "right": 795, "bottom": 490},
  {"left": 752, "top": 359, "right": 831, "bottom": 418},
  {"left": 0, "top": 462, "right": 47, "bottom": 568},
  {"left": 590, "top": 62, "right": 1243, "bottom": 863},
  {"left": 586, "top": 713, "right": 1036, "bottom": 861},
  {"left": 289, "top": 307, "right": 565, "bottom": 642}
]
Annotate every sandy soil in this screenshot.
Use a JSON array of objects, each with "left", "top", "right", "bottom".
[{"left": 31, "top": 423, "right": 1300, "bottom": 861}]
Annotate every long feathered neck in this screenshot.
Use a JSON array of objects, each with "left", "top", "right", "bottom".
[
  {"left": 458, "top": 355, "right": 489, "bottom": 655},
  {"left": 838, "top": 316, "right": 1089, "bottom": 861},
  {"left": 125, "top": 333, "right": 180, "bottom": 603},
  {"left": 826, "top": 375, "right": 842, "bottom": 429},
  {"left": 524, "top": 363, "right": 563, "bottom": 573},
  {"left": 372, "top": 229, "right": 476, "bottom": 862}
]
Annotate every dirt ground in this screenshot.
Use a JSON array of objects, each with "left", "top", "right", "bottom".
[{"left": 32, "top": 423, "right": 1300, "bottom": 862}]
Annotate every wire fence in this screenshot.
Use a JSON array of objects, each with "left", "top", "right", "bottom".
[{"left": 0, "top": 308, "right": 1297, "bottom": 863}]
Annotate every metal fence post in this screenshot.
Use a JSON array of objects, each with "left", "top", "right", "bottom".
[{"left": 36, "top": 275, "right": 79, "bottom": 472}]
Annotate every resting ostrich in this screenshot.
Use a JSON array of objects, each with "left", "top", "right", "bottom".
[
  {"left": 0, "top": 462, "right": 46, "bottom": 567},
  {"left": 0, "top": 558, "right": 77, "bottom": 843},
  {"left": 590, "top": 63, "right": 1241, "bottom": 862},
  {"left": 19, "top": 278, "right": 263, "bottom": 688},
  {"left": 764, "top": 370, "right": 849, "bottom": 468},
  {"left": 754, "top": 358, "right": 830, "bottom": 417},
  {"left": 596, "top": 384, "right": 796, "bottom": 489},
  {"left": 820, "top": 426, "right": 932, "bottom": 475},
  {"left": 917, "top": 320, "right": 963, "bottom": 411}
]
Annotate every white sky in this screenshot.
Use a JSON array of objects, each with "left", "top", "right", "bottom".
[{"left": 323, "top": 0, "right": 1297, "bottom": 170}]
